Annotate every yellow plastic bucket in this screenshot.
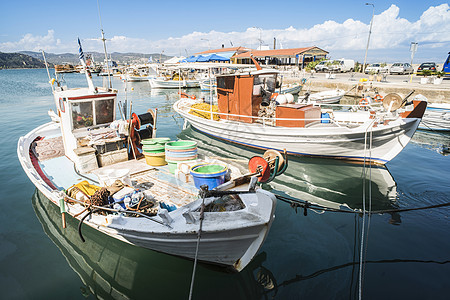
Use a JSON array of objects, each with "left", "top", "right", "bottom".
[{"left": 143, "top": 152, "right": 167, "bottom": 166}]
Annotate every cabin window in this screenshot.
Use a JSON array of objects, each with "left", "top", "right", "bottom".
[
  {"left": 95, "top": 98, "right": 114, "bottom": 125},
  {"left": 71, "top": 101, "right": 93, "bottom": 129},
  {"left": 217, "top": 76, "right": 235, "bottom": 90}
]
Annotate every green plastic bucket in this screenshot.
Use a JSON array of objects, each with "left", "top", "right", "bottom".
[
  {"left": 142, "top": 144, "right": 165, "bottom": 153},
  {"left": 151, "top": 137, "right": 171, "bottom": 145},
  {"left": 165, "top": 140, "right": 197, "bottom": 151},
  {"left": 166, "top": 159, "right": 198, "bottom": 174},
  {"left": 142, "top": 137, "right": 171, "bottom": 145}
]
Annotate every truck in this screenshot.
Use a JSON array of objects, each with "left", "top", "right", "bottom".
[
  {"left": 315, "top": 59, "right": 355, "bottom": 73},
  {"left": 329, "top": 59, "right": 355, "bottom": 72}
]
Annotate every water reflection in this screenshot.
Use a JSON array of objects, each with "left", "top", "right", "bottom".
[
  {"left": 178, "top": 125, "right": 400, "bottom": 216},
  {"left": 32, "top": 189, "right": 273, "bottom": 299},
  {"left": 412, "top": 130, "right": 450, "bottom": 156}
]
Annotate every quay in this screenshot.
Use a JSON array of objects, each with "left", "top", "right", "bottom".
[{"left": 283, "top": 71, "right": 450, "bottom": 103}]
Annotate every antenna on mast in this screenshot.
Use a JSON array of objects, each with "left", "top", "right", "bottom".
[{"left": 97, "top": 0, "right": 112, "bottom": 89}]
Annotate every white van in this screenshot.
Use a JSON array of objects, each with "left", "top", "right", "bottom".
[{"left": 329, "top": 59, "right": 355, "bottom": 72}]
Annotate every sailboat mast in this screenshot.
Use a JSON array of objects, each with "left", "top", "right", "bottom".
[{"left": 97, "top": 0, "right": 112, "bottom": 89}]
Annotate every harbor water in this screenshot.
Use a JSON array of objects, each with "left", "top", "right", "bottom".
[{"left": 0, "top": 69, "right": 449, "bottom": 299}]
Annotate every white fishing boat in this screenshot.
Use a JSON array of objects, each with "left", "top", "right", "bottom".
[
  {"left": 149, "top": 77, "right": 200, "bottom": 88},
  {"left": 17, "top": 44, "right": 283, "bottom": 272},
  {"left": 298, "top": 89, "right": 346, "bottom": 104},
  {"left": 173, "top": 62, "right": 428, "bottom": 165},
  {"left": 121, "top": 66, "right": 154, "bottom": 82},
  {"left": 149, "top": 66, "right": 203, "bottom": 89},
  {"left": 280, "top": 82, "right": 302, "bottom": 95},
  {"left": 419, "top": 102, "right": 450, "bottom": 131},
  {"left": 200, "top": 78, "right": 217, "bottom": 91}
]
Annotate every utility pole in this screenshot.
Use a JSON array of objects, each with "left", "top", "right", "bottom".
[
  {"left": 362, "top": 3, "right": 374, "bottom": 74},
  {"left": 409, "top": 42, "right": 418, "bottom": 82}
]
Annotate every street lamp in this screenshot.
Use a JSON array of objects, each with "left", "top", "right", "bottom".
[
  {"left": 201, "top": 38, "right": 211, "bottom": 50},
  {"left": 362, "top": 3, "right": 374, "bottom": 73}
]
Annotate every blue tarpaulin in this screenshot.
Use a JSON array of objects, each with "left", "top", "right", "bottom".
[
  {"left": 207, "top": 54, "right": 230, "bottom": 61},
  {"left": 181, "top": 54, "right": 230, "bottom": 63}
]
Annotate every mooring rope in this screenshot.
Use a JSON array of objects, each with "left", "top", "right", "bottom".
[
  {"left": 188, "top": 188, "right": 207, "bottom": 300},
  {"left": 276, "top": 194, "right": 450, "bottom": 214}
]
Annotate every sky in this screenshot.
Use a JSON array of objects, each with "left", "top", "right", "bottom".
[{"left": 0, "top": 1, "right": 449, "bottom": 63}]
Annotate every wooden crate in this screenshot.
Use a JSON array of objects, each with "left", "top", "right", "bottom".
[{"left": 275, "top": 104, "right": 321, "bottom": 127}]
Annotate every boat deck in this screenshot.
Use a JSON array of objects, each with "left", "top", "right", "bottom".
[{"left": 32, "top": 136, "right": 211, "bottom": 208}]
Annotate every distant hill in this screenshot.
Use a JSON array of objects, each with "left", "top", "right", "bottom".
[
  {"left": 0, "top": 52, "right": 49, "bottom": 69},
  {"left": 19, "top": 51, "right": 172, "bottom": 65}
]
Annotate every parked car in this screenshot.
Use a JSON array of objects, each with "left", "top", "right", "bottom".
[
  {"left": 365, "top": 63, "right": 389, "bottom": 74},
  {"left": 417, "top": 62, "right": 437, "bottom": 75},
  {"left": 389, "top": 63, "right": 414, "bottom": 74},
  {"left": 314, "top": 60, "right": 330, "bottom": 72}
]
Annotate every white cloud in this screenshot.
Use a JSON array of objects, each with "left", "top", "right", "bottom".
[
  {"left": 1, "top": 4, "right": 448, "bottom": 62},
  {"left": 0, "top": 30, "right": 60, "bottom": 52}
]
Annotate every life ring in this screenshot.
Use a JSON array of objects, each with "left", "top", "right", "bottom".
[
  {"left": 359, "top": 98, "right": 369, "bottom": 106},
  {"left": 374, "top": 94, "right": 383, "bottom": 102}
]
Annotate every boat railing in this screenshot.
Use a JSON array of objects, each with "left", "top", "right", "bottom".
[
  {"left": 179, "top": 101, "right": 352, "bottom": 127},
  {"left": 177, "top": 98, "right": 393, "bottom": 127}
]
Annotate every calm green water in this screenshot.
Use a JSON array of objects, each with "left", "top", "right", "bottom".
[{"left": 0, "top": 69, "right": 449, "bottom": 299}]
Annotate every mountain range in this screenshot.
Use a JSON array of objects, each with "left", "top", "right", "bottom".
[
  {"left": 19, "top": 51, "right": 171, "bottom": 65},
  {"left": 0, "top": 51, "right": 172, "bottom": 69}
]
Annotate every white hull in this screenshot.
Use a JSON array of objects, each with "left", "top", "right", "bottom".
[
  {"left": 299, "top": 89, "right": 345, "bottom": 104},
  {"left": 18, "top": 122, "right": 276, "bottom": 271},
  {"left": 174, "top": 100, "right": 421, "bottom": 164},
  {"left": 149, "top": 78, "right": 200, "bottom": 89},
  {"left": 125, "top": 75, "right": 150, "bottom": 82}
]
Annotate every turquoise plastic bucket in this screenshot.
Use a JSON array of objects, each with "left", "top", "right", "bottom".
[
  {"left": 190, "top": 164, "right": 228, "bottom": 189},
  {"left": 142, "top": 144, "right": 165, "bottom": 153}
]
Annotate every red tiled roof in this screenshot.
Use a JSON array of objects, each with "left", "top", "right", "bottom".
[{"left": 233, "top": 47, "right": 328, "bottom": 58}]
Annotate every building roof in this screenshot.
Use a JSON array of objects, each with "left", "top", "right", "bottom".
[
  {"left": 233, "top": 47, "right": 328, "bottom": 58},
  {"left": 194, "top": 46, "right": 252, "bottom": 55}
]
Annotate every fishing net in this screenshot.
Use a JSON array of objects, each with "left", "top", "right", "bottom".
[
  {"left": 189, "top": 103, "right": 220, "bottom": 121},
  {"left": 202, "top": 194, "right": 245, "bottom": 212}
]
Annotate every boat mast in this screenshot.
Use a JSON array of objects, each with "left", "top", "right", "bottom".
[
  {"left": 97, "top": 0, "right": 112, "bottom": 89},
  {"left": 41, "top": 50, "right": 54, "bottom": 92}
]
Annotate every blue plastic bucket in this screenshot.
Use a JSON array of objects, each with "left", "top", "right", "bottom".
[{"left": 190, "top": 164, "right": 228, "bottom": 189}]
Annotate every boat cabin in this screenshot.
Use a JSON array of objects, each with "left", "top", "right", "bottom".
[
  {"left": 216, "top": 70, "right": 279, "bottom": 123},
  {"left": 53, "top": 86, "right": 127, "bottom": 172},
  {"left": 216, "top": 69, "right": 321, "bottom": 126}
]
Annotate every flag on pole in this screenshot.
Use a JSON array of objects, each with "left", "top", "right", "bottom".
[{"left": 78, "top": 37, "right": 85, "bottom": 62}]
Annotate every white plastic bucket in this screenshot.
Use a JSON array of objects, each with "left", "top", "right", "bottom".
[{"left": 96, "top": 168, "right": 132, "bottom": 187}]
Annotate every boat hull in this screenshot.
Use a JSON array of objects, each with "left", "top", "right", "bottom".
[
  {"left": 149, "top": 78, "right": 200, "bottom": 89},
  {"left": 174, "top": 100, "right": 421, "bottom": 164},
  {"left": 17, "top": 122, "right": 275, "bottom": 271}
]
